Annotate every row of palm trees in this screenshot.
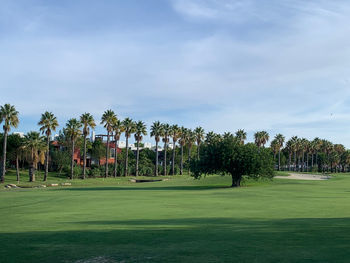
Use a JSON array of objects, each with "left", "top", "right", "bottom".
[{"left": 1, "top": 103, "right": 349, "bottom": 183}]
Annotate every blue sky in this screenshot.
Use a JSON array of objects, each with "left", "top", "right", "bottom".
[{"left": 1, "top": 0, "right": 350, "bottom": 146}]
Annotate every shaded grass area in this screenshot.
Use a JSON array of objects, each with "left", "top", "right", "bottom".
[{"left": 1, "top": 172, "right": 350, "bottom": 262}]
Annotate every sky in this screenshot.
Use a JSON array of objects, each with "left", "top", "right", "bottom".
[{"left": 1, "top": 0, "right": 350, "bottom": 146}]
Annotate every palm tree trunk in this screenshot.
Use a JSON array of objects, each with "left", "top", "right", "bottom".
[
  {"left": 29, "top": 164, "right": 35, "bottom": 182},
  {"left": 71, "top": 140, "right": 75, "bottom": 180},
  {"left": 136, "top": 140, "right": 140, "bottom": 176},
  {"left": 294, "top": 151, "right": 297, "bottom": 171},
  {"left": 302, "top": 151, "right": 305, "bottom": 172},
  {"left": 105, "top": 131, "right": 110, "bottom": 178},
  {"left": 180, "top": 145, "right": 184, "bottom": 175},
  {"left": 306, "top": 153, "right": 309, "bottom": 172},
  {"left": 188, "top": 145, "right": 192, "bottom": 174},
  {"left": 44, "top": 135, "right": 50, "bottom": 181},
  {"left": 197, "top": 143, "right": 200, "bottom": 160},
  {"left": 278, "top": 149, "right": 281, "bottom": 171},
  {"left": 164, "top": 142, "right": 167, "bottom": 176},
  {"left": 155, "top": 140, "right": 158, "bottom": 176},
  {"left": 288, "top": 153, "right": 291, "bottom": 171},
  {"left": 125, "top": 136, "right": 129, "bottom": 177},
  {"left": 1, "top": 130, "right": 8, "bottom": 183},
  {"left": 82, "top": 134, "right": 87, "bottom": 179},
  {"left": 16, "top": 154, "right": 20, "bottom": 183},
  {"left": 172, "top": 142, "right": 176, "bottom": 175},
  {"left": 311, "top": 153, "right": 314, "bottom": 170},
  {"left": 114, "top": 139, "right": 118, "bottom": 177}
]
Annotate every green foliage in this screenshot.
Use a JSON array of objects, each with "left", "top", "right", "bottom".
[
  {"left": 51, "top": 149, "right": 70, "bottom": 173},
  {"left": 192, "top": 137, "right": 274, "bottom": 187}
]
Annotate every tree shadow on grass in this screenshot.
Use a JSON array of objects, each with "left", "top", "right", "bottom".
[{"left": 1, "top": 217, "right": 350, "bottom": 263}]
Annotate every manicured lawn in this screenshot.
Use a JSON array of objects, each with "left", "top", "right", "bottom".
[{"left": 1, "top": 171, "right": 350, "bottom": 262}]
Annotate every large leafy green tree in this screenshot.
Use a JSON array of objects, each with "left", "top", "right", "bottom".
[
  {"left": 38, "top": 111, "right": 59, "bottom": 181},
  {"left": 170, "top": 125, "right": 180, "bottom": 175},
  {"left": 80, "top": 113, "right": 96, "bottom": 179},
  {"left": 134, "top": 121, "right": 147, "bottom": 176},
  {"left": 112, "top": 119, "right": 123, "bottom": 177},
  {"left": 64, "top": 118, "right": 82, "bottom": 179},
  {"left": 101, "top": 110, "right": 117, "bottom": 177},
  {"left": 0, "top": 104, "right": 19, "bottom": 183},
  {"left": 161, "top": 123, "right": 171, "bottom": 176},
  {"left": 192, "top": 136, "right": 274, "bottom": 187},
  {"left": 122, "top": 118, "right": 135, "bottom": 176},
  {"left": 150, "top": 121, "right": 162, "bottom": 176},
  {"left": 194, "top": 127, "right": 204, "bottom": 160},
  {"left": 22, "top": 131, "right": 46, "bottom": 182}
]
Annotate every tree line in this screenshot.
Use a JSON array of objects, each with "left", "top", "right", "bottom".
[{"left": 1, "top": 103, "right": 349, "bottom": 185}]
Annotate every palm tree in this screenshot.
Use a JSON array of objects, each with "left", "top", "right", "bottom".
[
  {"left": 270, "top": 139, "right": 279, "bottom": 161},
  {"left": 186, "top": 129, "right": 196, "bottom": 174},
  {"left": 274, "top": 134, "right": 285, "bottom": 171},
  {"left": 122, "top": 118, "right": 135, "bottom": 176},
  {"left": 101, "top": 110, "right": 117, "bottom": 178},
  {"left": 111, "top": 119, "right": 123, "bottom": 177},
  {"left": 0, "top": 104, "right": 19, "bottom": 183},
  {"left": 255, "top": 131, "right": 269, "bottom": 148},
  {"left": 300, "top": 138, "right": 309, "bottom": 172},
  {"left": 170, "top": 125, "right": 180, "bottom": 175},
  {"left": 285, "top": 139, "right": 293, "bottom": 171},
  {"left": 178, "top": 127, "right": 187, "bottom": 175},
  {"left": 80, "top": 113, "right": 96, "bottom": 179},
  {"left": 290, "top": 136, "right": 299, "bottom": 171},
  {"left": 22, "top": 132, "right": 46, "bottom": 182},
  {"left": 161, "top": 123, "right": 171, "bottom": 176},
  {"left": 194, "top": 127, "right": 204, "bottom": 160},
  {"left": 65, "top": 118, "right": 82, "bottom": 179},
  {"left": 150, "top": 121, "right": 162, "bottom": 176},
  {"left": 235, "top": 129, "right": 247, "bottom": 145},
  {"left": 134, "top": 121, "right": 147, "bottom": 176},
  {"left": 38, "top": 111, "right": 59, "bottom": 181}
]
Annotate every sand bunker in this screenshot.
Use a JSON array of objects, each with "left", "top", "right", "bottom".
[{"left": 275, "top": 173, "right": 331, "bottom": 181}]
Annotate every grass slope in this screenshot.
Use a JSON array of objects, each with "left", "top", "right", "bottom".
[{"left": 1, "top": 171, "right": 350, "bottom": 262}]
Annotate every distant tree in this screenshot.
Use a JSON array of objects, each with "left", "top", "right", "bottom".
[
  {"left": 38, "top": 111, "right": 59, "bottom": 181},
  {"left": 22, "top": 132, "right": 46, "bottom": 182},
  {"left": 274, "top": 134, "right": 285, "bottom": 171},
  {"left": 122, "top": 118, "right": 135, "bottom": 176},
  {"left": 192, "top": 137, "right": 274, "bottom": 187},
  {"left": 112, "top": 119, "right": 124, "bottom": 177},
  {"left": 235, "top": 129, "right": 247, "bottom": 145},
  {"left": 64, "top": 119, "right": 82, "bottom": 179},
  {"left": 101, "top": 110, "right": 117, "bottom": 177},
  {"left": 134, "top": 121, "right": 147, "bottom": 176},
  {"left": 194, "top": 127, "right": 205, "bottom": 160},
  {"left": 178, "top": 127, "right": 187, "bottom": 175},
  {"left": 80, "top": 113, "right": 96, "bottom": 179},
  {"left": 161, "top": 123, "right": 171, "bottom": 176},
  {"left": 254, "top": 131, "right": 269, "bottom": 148},
  {"left": 0, "top": 104, "right": 19, "bottom": 183},
  {"left": 7, "top": 134, "right": 23, "bottom": 182},
  {"left": 150, "top": 121, "right": 162, "bottom": 176},
  {"left": 170, "top": 125, "right": 180, "bottom": 175},
  {"left": 91, "top": 139, "right": 105, "bottom": 166},
  {"left": 186, "top": 129, "right": 196, "bottom": 174}
]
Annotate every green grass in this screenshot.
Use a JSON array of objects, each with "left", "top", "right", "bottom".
[{"left": 1, "top": 170, "right": 350, "bottom": 262}]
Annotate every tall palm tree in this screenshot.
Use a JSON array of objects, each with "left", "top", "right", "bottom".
[
  {"left": 161, "top": 123, "right": 171, "bottom": 176},
  {"left": 38, "top": 111, "right": 59, "bottom": 181},
  {"left": 0, "top": 104, "right": 19, "bottom": 183},
  {"left": 112, "top": 119, "right": 123, "bottom": 177},
  {"left": 22, "top": 131, "right": 46, "bottom": 182},
  {"left": 122, "top": 118, "right": 135, "bottom": 176},
  {"left": 235, "top": 129, "right": 247, "bottom": 145},
  {"left": 194, "top": 127, "right": 205, "bottom": 160},
  {"left": 270, "top": 139, "right": 279, "bottom": 161},
  {"left": 274, "top": 134, "right": 285, "bottom": 171},
  {"left": 285, "top": 139, "right": 293, "bottom": 171},
  {"left": 178, "top": 127, "right": 187, "bottom": 175},
  {"left": 134, "top": 121, "right": 147, "bottom": 176},
  {"left": 101, "top": 110, "right": 117, "bottom": 178},
  {"left": 290, "top": 136, "right": 299, "bottom": 171},
  {"left": 170, "top": 125, "right": 180, "bottom": 175},
  {"left": 300, "top": 138, "right": 309, "bottom": 172},
  {"left": 186, "top": 129, "right": 196, "bottom": 174},
  {"left": 80, "top": 113, "right": 96, "bottom": 179},
  {"left": 65, "top": 118, "right": 82, "bottom": 179},
  {"left": 150, "top": 121, "right": 162, "bottom": 176}
]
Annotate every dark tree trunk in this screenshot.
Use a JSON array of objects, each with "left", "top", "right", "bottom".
[
  {"left": 155, "top": 140, "right": 158, "bottom": 176},
  {"left": 71, "top": 140, "right": 75, "bottom": 180},
  {"left": 294, "top": 151, "right": 297, "bottom": 171},
  {"left": 288, "top": 152, "right": 291, "bottom": 171},
  {"left": 44, "top": 135, "right": 50, "bottom": 181},
  {"left": 1, "top": 130, "right": 8, "bottom": 183},
  {"left": 197, "top": 143, "right": 200, "bottom": 160},
  {"left": 172, "top": 141, "right": 176, "bottom": 175},
  {"left": 306, "top": 153, "right": 309, "bottom": 172},
  {"left": 136, "top": 140, "right": 140, "bottom": 177},
  {"left": 278, "top": 150, "right": 281, "bottom": 171},
  {"left": 163, "top": 142, "right": 167, "bottom": 176},
  {"left": 302, "top": 151, "right": 305, "bottom": 172},
  {"left": 188, "top": 145, "right": 192, "bottom": 174},
  {"left": 114, "top": 139, "right": 118, "bottom": 177},
  {"left": 29, "top": 165, "right": 35, "bottom": 182},
  {"left": 311, "top": 153, "right": 314, "bottom": 170},
  {"left": 105, "top": 131, "right": 110, "bottom": 178},
  {"left": 125, "top": 136, "right": 129, "bottom": 176},
  {"left": 180, "top": 144, "right": 184, "bottom": 175},
  {"left": 82, "top": 134, "right": 87, "bottom": 179},
  {"left": 231, "top": 174, "right": 242, "bottom": 187},
  {"left": 16, "top": 154, "right": 20, "bottom": 183}
]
